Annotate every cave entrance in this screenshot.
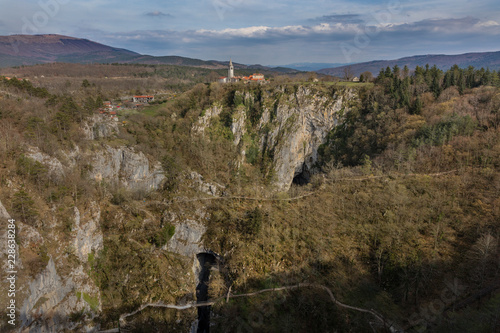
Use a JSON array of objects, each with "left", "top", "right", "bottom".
[
  {"left": 196, "top": 253, "right": 217, "bottom": 333},
  {"left": 292, "top": 164, "right": 311, "bottom": 186}
]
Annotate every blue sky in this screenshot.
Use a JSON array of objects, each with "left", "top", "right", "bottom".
[{"left": 0, "top": 0, "right": 499, "bottom": 65}]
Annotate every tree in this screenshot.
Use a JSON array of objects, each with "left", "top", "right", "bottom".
[
  {"left": 12, "top": 189, "right": 38, "bottom": 224},
  {"left": 343, "top": 66, "right": 354, "bottom": 81},
  {"left": 360, "top": 71, "right": 373, "bottom": 82},
  {"left": 384, "top": 66, "right": 393, "bottom": 78},
  {"left": 411, "top": 96, "right": 423, "bottom": 115},
  {"left": 467, "top": 233, "right": 498, "bottom": 287},
  {"left": 392, "top": 65, "right": 401, "bottom": 79},
  {"left": 81, "top": 79, "right": 91, "bottom": 88}
]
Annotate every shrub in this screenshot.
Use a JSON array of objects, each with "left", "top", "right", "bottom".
[
  {"left": 151, "top": 224, "right": 176, "bottom": 247},
  {"left": 246, "top": 143, "right": 259, "bottom": 165},
  {"left": 12, "top": 189, "right": 38, "bottom": 223},
  {"left": 413, "top": 114, "right": 477, "bottom": 147},
  {"left": 110, "top": 186, "right": 130, "bottom": 206},
  {"left": 238, "top": 207, "right": 263, "bottom": 236}
]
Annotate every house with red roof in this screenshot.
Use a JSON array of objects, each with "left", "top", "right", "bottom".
[{"left": 133, "top": 95, "right": 154, "bottom": 103}]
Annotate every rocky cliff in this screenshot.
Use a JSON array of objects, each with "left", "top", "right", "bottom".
[
  {"left": 194, "top": 85, "right": 357, "bottom": 190},
  {"left": 89, "top": 145, "right": 165, "bottom": 191},
  {"left": 0, "top": 199, "right": 101, "bottom": 333},
  {"left": 0, "top": 114, "right": 168, "bottom": 331}
]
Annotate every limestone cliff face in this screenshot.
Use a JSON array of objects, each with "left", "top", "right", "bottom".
[
  {"left": 192, "top": 104, "right": 223, "bottom": 136},
  {"left": 165, "top": 209, "right": 207, "bottom": 259},
  {"left": 258, "top": 86, "right": 356, "bottom": 190},
  {"left": 89, "top": 145, "right": 165, "bottom": 191},
  {"left": 27, "top": 146, "right": 66, "bottom": 179},
  {"left": 20, "top": 258, "right": 100, "bottom": 333},
  {"left": 73, "top": 204, "right": 103, "bottom": 263},
  {"left": 194, "top": 85, "right": 357, "bottom": 190},
  {"left": 0, "top": 115, "right": 166, "bottom": 332},
  {"left": 0, "top": 199, "right": 101, "bottom": 333},
  {"left": 83, "top": 115, "right": 119, "bottom": 140}
]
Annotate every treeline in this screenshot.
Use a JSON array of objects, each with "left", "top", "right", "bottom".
[
  {"left": 376, "top": 64, "right": 500, "bottom": 113},
  {"left": 320, "top": 64, "right": 500, "bottom": 169},
  {"left": 1, "top": 76, "right": 50, "bottom": 99},
  {"left": 0, "top": 76, "right": 104, "bottom": 146}
]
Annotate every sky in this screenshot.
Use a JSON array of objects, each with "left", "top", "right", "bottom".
[{"left": 0, "top": 0, "right": 499, "bottom": 65}]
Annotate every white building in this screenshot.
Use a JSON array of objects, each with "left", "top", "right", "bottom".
[{"left": 219, "top": 59, "right": 239, "bottom": 83}]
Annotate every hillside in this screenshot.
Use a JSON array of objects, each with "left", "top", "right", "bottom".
[
  {"left": 318, "top": 51, "right": 500, "bottom": 77},
  {"left": 0, "top": 64, "right": 499, "bottom": 332},
  {"left": 0, "top": 34, "right": 138, "bottom": 64},
  {"left": 0, "top": 34, "right": 300, "bottom": 74}
]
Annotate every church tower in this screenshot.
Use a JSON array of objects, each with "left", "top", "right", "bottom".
[{"left": 228, "top": 59, "right": 234, "bottom": 79}]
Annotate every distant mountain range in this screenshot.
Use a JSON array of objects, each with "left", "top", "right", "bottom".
[
  {"left": 281, "top": 62, "right": 352, "bottom": 72},
  {"left": 0, "top": 34, "right": 299, "bottom": 74},
  {"left": 2, "top": 34, "right": 499, "bottom": 78},
  {"left": 317, "top": 51, "right": 500, "bottom": 77}
]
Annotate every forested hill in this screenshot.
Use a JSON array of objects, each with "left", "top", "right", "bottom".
[
  {"left": 0, "top": 34, "right": 299, "bottom": 74},
  {"left": 318, "top": 51, "right": 500, "bottom": 77}
]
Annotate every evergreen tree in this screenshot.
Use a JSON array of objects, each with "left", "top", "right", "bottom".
[
  {"left": 412, "top": 95, "right": 423, "bottom": 115},
  {"left": 384, "top": 66, "right": 393, "bottom": 78},
  {"left": 458, "top": 71, "right": 466, "bottom": 94}
]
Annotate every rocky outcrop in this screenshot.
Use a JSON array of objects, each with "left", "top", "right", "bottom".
[
  {"left": 89, "top": 145, "right": 165, "bottom": 191},
  {"left": 27, "top": 146, "right": 65, "bottom": 179},
  {"left": 0, "top": 198, "right": 9, "bottom": 220},
  {"left": 164, "top": 210, "right": 207, "bottom": 259},
  {"left": 0, "top": 199, "right": 16, "bottom": 273},
  {"left": 192, "top": 104, "right": 223, "bottom": 136},
  {"left": 24, "top": 144, "right": 164, "bottom": 193},
  {"left": 83, "top": 115, "right": 119, "bottom": 140},
  {"left": 73, "top": 203, "right": 103, "bottom": 262},
  {"left": 20, "top": 258, "right": 100, "bottom": 333},
  {"left": 0, "top": 197, "right": 101, "bottom": 333},
  {"left": 187, "top": 172, "right": 225, "bottom": 197},
  {"left": 231, "top": 105, "right": 247, "bottom": 146},
  {"left": 82, "top": 115, "right": 165, "bottom": 191}
]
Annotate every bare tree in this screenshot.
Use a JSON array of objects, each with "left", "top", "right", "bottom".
[
  {"left": 343, "top": 66, "right": 354, "bottom": 81},
  {"left": 467, "top": 233, "right": 498, "bottom": 287}
]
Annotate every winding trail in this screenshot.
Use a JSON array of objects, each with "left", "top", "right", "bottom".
[
  {"left": 165, "top": 169, "right": 459, "bottom": 205},
  {"left": 109, "top": 170, "right": 464, "bottom": 331},
  {"left": 116, "top": 283, "right": 402, "bottom": 332}
]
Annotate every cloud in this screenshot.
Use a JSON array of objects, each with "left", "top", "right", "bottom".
[
  {"left": 475, "top": 20, "right": 500, "bottom": 28},
  {"left": 103, "top": 16, "right": 500, "bottom": 54},
  {"left": 195, "top": 23, "right": 359, "bottom": 40},
  {"left": 146, "top": 11, "right": 172, "bottom": 18},
  {"left": 313, "top": 14, "right": 364, "bottom": 24},
  {"left": 378, "top": 16, "right": 500, "bottom": 35},
  {"left": 75, "top": 14, "right": 500, "bottom": 65}
]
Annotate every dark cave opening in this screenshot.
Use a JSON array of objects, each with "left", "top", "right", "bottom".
[
  {"left": 292, "top": 165, "right": 311, "bottom": 186},
  {"left": 196, "top": 253, "right": 217, "bottom": 333}
]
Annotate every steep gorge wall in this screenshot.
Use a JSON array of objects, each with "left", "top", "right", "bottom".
[
  {"left": 0, "top": 115, "right": 165, "bottom": 332},
  {"left": 196, "top": 85, "right": 358, "bottom": 190},
  {"left": 0, "top": 199, "right": 101, "bottom": 333},
  {"left": 258, "top": 86, "right": 356, "bottom": 190}
]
